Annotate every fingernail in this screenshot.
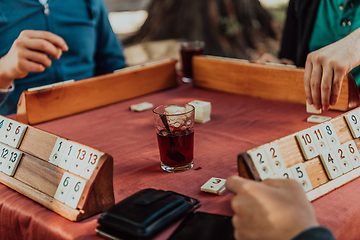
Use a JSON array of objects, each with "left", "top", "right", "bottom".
[{"left": 63, "top": 44, "right": 69, "bottom": 51}]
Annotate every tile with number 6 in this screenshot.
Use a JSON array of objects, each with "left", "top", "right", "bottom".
[
  {"left": 54, "top": 172, "right": 76, "bottom": 203},
  {"left": 343, "top": 140, "right": 360, "bottom": 168},
  {"left": 7, "top": 121, "right": 27, "bottom": 148},
  {"left": 64, "top": 176, "right": 87, "bottom": 209}
]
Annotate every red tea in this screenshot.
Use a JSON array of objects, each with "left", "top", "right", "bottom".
[
  {"left": 156, "top": 129, "right": 194, "bottom": 167},
  {"left": 181, "top": 47, "right": 204, "bottom": 79}
]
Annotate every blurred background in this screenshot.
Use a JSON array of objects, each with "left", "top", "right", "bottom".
[{"left": 104, "top": 0, "right": 289, "bottom": 66}]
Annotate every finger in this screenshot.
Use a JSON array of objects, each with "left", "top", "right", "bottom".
[
  {"left": 18, "top": 59, "right": 46, "bottom": 75},
  {"left": 225, "top": 176, "right": 255, "bottom": 194},
  {"left": 303, "top": 59, "right": 313, "bottom": 105},
  {"left": 22, "top": 49, "right": 52, "bottom": 67},
  {"left": 20, "top": 30, "right": 68, "bottom": 51},
  {"left": 320, "top": 67, "right": 334, "bottom": 111},
  {"left": 330, "top": 69, "right": 345, "bottom": 106},
  {"left": 310, "top": 64, "right": 323, "bottom": 110},
  {"left": 20, "top": 38, "right": 61, "bottom": 59}
]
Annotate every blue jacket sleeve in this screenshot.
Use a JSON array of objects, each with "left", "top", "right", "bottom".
[
  {"left": 93, "top": 0, "right": 127, "bottom": 75},
  {"left": 292, "top": 227, "right": 336, "bottom": 240}
]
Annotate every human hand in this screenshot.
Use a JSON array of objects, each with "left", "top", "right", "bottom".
[
  {"left": 256, "top": 53, "right": 294, "bottom": 65},
  {"left": 0, "top": 30, "right": 68, "bottom": 89},
  {"left": 304, "top": 29, "right": 360, "bottom": 111},
  {"left": 225, "top": 176, "right": 319, "bottom": 240}
]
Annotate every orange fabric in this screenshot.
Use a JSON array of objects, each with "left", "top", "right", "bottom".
[{"left": 0, "top": 83, "right": 347, "bottom": 239}]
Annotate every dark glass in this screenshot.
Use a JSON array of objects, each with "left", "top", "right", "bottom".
[{"left": 181, "top": 47, "right": 204, "bottom": 79}]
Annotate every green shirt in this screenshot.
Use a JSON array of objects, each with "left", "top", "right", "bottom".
[{"left": 309, "top": 0, "right": 360, "bottom": 85}]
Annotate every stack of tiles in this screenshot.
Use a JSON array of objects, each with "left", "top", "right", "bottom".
[{"left": 188, "top": 100, "right": 211, "bottom": 123}]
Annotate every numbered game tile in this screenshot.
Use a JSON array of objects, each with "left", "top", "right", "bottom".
[
  {"left": 276, "top": 168, "right": 295, "bottom": 179},
  {"left": 0, "top": 143, "right": 6, "bottom": 172},
  {"left": 79, "top": 150, "right": 104, "bottom": 179},
  {"left": 64, "top": 176, "right": 87, "bottom": 209},
  {"left": 310, "top": 126, "right": 329, "bottom": 154},
  {"left": 321, "top": 122, "right": 340, "bottom": 149},
  {"left": 7, "top": 122, "right": 27, "bottom": 148},
  {"left": 344, "top": 140, "right": 360, "bottom": 168},
  {"left": 319, "top": 150, "right": 343, "bottom": 180},
  {"left": 248, "top": 148, "right": 274, "bottom": 180},
  {"left": 2, "top": 148, "right": 23, "bottom": 176},
  {"left": 264, "top": 143, "right": 286, "bottom": 174},
  {"left": 333, "top": 145, "right": 353, "bottom": 174},
  {"left": 68, "top": 145, "right": 90, "bottom": 175},
  {"left": 49, "top": 138, "right": 68, "bottom": 165},
  {"left": 58, "top": 141, "right": 79, "bottom": 170},
  {"left": 290, "top": 163, "right": 313, "bottom": 192},
  {"left": 296, "top": 129, "right": 319, "bottom": 160},
  {"left": 0, "top": 118, "right": 12, "bottom": 145},
  {"left": 200, "top": 177, "right": 226, "bottom": 195},
  {"left": 344, "top": 111, "right": 360, "bottom": 138},
  {"left": 54, "top": 172, "right": 76, "bottom": 203}
]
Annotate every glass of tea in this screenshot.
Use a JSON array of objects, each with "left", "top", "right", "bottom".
[
  {"left": 153, "top": 104, "right": 195, "bottom": 172},
  {"left": 180, "top": 41, "right": 205, "bottom": 83}
]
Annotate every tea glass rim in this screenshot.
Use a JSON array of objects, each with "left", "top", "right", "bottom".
[{"left": 152, "top": 103, "right": 195, "bottom": 116}]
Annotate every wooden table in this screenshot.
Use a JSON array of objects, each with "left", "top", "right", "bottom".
[{"left": 1, "top": 60, "right": 359, "bottom": 240}]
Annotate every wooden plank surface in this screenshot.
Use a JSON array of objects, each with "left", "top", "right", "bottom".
[
  {"left": 192, "top": 56, "right": 352, "bottom": 111},
  {"left": 238, "top": 107, "right": 360, "bottom": 201},
  {"left": 17, "top": 59, "right": 178, "bottom": 125}
]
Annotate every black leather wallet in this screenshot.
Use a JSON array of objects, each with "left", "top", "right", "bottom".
[{"left": 96, "top": 188, "right": 201, "bottom": 239}]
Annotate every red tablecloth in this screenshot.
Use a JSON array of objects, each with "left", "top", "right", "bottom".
[{"left": 0, "top": 83, "right": 355, "bottom": 240}]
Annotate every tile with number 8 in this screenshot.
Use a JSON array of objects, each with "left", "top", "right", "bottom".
[
  {"left": 290, "top": 163, "right": 313, "bottom": 192},
  {"left": 296, "top": 129, "right": 319, "bottom": 160},
  {"left": 319, "top": 150, "right": 343, "bottom": 179},
  {"left": 54, "top": 172, "right": 76, "bottom": 203},
  {"left": 49, "top": 138, "right": 68, "bottom": 165},
  {"left": 264, "top": 143, "right": 286, "bottom": 174},
  {"left": 248, "top": 148, "right": 274, "bottom": 180},
  {"left": 64, "top": 175, "right": 87, "bottom": 209},
  {"left": 321, "top": 122, "right": 340, "bottom": 149}
]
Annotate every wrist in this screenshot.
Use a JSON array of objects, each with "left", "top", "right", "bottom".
[{"left": 0, "top": 58, "right": 15, "bottom": 89}]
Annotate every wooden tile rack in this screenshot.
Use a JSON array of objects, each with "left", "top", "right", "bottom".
[
  {"left": 192, "top": 55, "right": 360, "bottom": 111},
  {"left": 17, "top": 58, "right": 178, "bottom": 125},
  {"left": 0, "top": 115, "right": 114, "bottom": 221},
  {"left": 238, "top": 106, "right": 360, "bottom": 201}
]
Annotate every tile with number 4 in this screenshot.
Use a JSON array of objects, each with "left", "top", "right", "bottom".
[
  {"left": 264, "top": 143, "right": 286, "bottom": 174},
  {"left": 2, "top": 148, "right": 23, "bottom": 176},
  {"left": 296, "top": 129, "right": 319, "bottom": 160},
  {"left": 333, "top": 145, "right": 353, "bottom": 174},
  {"left": 343, "top": 140, "right": 360, "bottom": 168},
  {"left": 49, "top": 138, "right": 68, "bottom": 165},
  {"left": 290, "top": 163, "right": 313, "bottom": 192},
  {"left": 321, "top": 122, "right": 340, "bottom": 149},
  {"left": 64, "top": 175, "right": 87, "bottom": 209},
  {"left": 344, "top": 111, "right": 360, "bottom": 138},
  {"left": 54, "top": 171, "right": 76, "bottom": 203},
  {"left": 248, "top": 148, "right": 274, "bottom": 180},
  {"left": 319, "top": 150, "right": 343, "bottom": 180}
]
